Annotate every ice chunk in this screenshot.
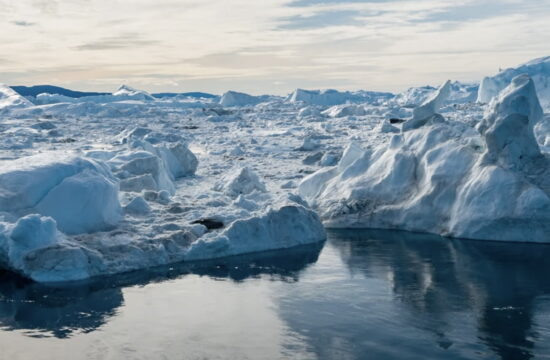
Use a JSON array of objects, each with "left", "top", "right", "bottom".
[
  {"left": 322, "top": 104, "right": 366, "bottom": 118},
  {"left": 113, "top": 85, "right": 155, "bottom": 101},
  {"left": 377, "top": 120, "right": 400, "bottom": 134},
  {"left": 185, "top": 205, "right": 326, "bottom": 261},
  {"left": 215, "top": 167, "right": 267, "bottom": 197},
  {"left": 0, "top": 153, "right": 123, "bottom": 235},
  {"left": 35, "top": 168, "right": 122, "bottom": 234},
  {"left": 478, "top": 56, "right": 550, "bottom": 109},
  {"left": 477, "top": 74, "right": 543, "bottom": 169},
  {"left": 124, "top": 196, "right": 151, "bottom": 216},
  {"left": 297, "top": 136, "right": 320, "bottom": 151},
  {"left": 0, "top": 84, "right": 33, "bottom": 110},
  {"left": 156, "top": 143, "right": 198, "bottom": 178},
  {"left": 403, "top": 80, "right": 451, "bottom": 131},
  {"left": 219, "top": 91, "right": 260, "bottom": 107},
  {"left": 7, "top": 215, "right": 61, "bottom": 270}
]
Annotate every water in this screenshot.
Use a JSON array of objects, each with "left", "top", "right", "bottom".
[{"left": 1, "top": 229, "right": 550, "bottom": 360}]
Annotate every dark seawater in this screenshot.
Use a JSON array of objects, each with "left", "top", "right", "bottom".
[{"left": 1, "top": 229, "right": 550, "bottom": 360}]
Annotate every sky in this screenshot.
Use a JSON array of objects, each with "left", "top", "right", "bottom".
[{"left": 0, "top": 0, "right": 549, "bottom": 95}]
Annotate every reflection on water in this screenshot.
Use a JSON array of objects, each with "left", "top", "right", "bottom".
[
  {"left": 0, "top": 243, "right": 322, "bottom": 340},
  {"left": 324, "top": 230, "right": 550, "bottom": 360},
  {"left": 1, "top": 230, "right": 550, "bottom": 360}
]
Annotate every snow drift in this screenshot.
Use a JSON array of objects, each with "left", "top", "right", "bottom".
[{"left": 300, "top": 75, "right": 550, "bottom": 242}]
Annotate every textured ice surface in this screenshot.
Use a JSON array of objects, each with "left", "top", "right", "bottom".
[
  {"left": 300, "top": 75, "right": 550, "bottom": 242},
  {"left": 1, "top": 57, "right": 549, "bottom": 282},
  {"left": 478, "top": 56, "right": 550, "bottom": 110}
]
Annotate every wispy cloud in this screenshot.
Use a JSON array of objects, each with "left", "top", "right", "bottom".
[
  {"left": 0, "top": 0, "right": 549, "bottom": 94},
  {"left": 12, "top": 20, "right": 36, "bottom": 27},
  {"left": 76, "top": 33, "right": 158, "bottom": 51}
]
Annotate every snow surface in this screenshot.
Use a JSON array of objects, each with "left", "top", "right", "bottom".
[{"left": 1, "top": 56, "right": 549, "bottom": 282}]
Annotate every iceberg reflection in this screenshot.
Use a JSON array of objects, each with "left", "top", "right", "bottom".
[{"left": 0, "top": 242, "right": 323, "bottom": 339}]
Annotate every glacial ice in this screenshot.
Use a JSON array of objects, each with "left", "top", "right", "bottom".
[
  {"left": 300, "top": 75, "right": 550, "bottom": 242},
  {"left": 478, "top": 56, "right": 550, "bottom": 109},
  {"left": 219, "top": 91, "right": 261, "bottom": 107},
  {"left": 0, "top": 84, "right": 33, "bottom": 111},
  {"left": 0, "top": 154, "right": 123, "bottom": 234},
  {"left": 1, "top": 55, "right": 549, "bottom": 283}
]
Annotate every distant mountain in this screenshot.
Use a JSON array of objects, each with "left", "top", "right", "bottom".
[
  {"left": 11, "top": 85, "right": 110, "bottom": 98},
  {"left": 10, "top": 85, "right": 218, "bottom": 100},
  {"left": 153, "top": 92, "right": 218, "bottom": 99}
]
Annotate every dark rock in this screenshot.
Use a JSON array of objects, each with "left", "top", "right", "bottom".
[
  {"left": 191, "top": 218, "right": 224, "bottom": 230},
  {"left": 389, "top": 118, "right": 406, "bottom": 124}
]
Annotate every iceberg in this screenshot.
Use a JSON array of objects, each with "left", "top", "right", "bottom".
[
  {"left": 0, "top": 153, "right": 123, "bottom": 234},
  {"left": 300, "top": 75, "right": 550, "bottom": 242},
  {"left": 219, "top": 91, "right": 260, "bottom": 107},
  {"left": 0, "top": 84, "right": 33, "bottom": 110},
  {"left": 478, "top": 56, "right": 550, "bottom": 109}
]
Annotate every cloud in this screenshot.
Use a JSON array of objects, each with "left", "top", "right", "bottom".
[
  {"left": 75, "top": 33, "right": 158, "bottom": 51},
  {"left": 0, "top": 0, "right": 549, "bottom": 94},
  {"left": 12, "top": 20, "right": 36, "bottom": 27},
  {"left": 277, "top": 10, "right": 362, "bottom": 29}
]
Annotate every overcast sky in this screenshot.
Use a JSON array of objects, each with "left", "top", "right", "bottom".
[{"left": 1, "top": 0, "right": 549, "bottom": 95}]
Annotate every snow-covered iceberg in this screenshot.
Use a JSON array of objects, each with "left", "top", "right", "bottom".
[
  {"left": 393, "top": 82, "right": 478, "bottom": 107},
  {"left": 219, "top": 91, "right": 260, "bottom": 107},
  {"left": 300, "top": 75, "right": 550, "bottom": 242},
  {"left": 0, "top": 153, "right": 122, "bottom": 234},
  {"left": 0, "top": 145, "right": 325, "bottom": 282},
  {"left": 0, "top": 85, "right": 33, "bottom": 111},
  {"left": 478, "top": 56, "right": 550, "bottom": 109},
  {"left": 0, "top": 202, "right": 325, "bottom": 282}
]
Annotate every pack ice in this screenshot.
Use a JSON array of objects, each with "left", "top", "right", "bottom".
[
  {"left": 1, "top": 55, "right": 549, "bottom": 282},
  {"left": 300, "top": 75, "right": 550, "bottom": 242},
  {"left": 0, "top": 92, "right": 326, "bottom": 282}
]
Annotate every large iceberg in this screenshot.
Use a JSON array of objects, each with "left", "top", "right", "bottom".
[
  {"left": 0, "top": 203, "right": 325, "bottom": 282},
  {"left": 300, "top": 75, "right": 550, "bottom": 242},
  {"left": 0, "top": 153, "right": 123, "bottom": 234},
  {"left": 0, "top": 147, "right": 325, "bottom": 282},
  {"left": 478, "top": 56, "right": 550, "bottom": 109}
]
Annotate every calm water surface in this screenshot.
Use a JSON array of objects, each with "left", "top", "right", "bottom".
[{"left": 1, "top": 229, "right": 550, "bottom": 360}]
